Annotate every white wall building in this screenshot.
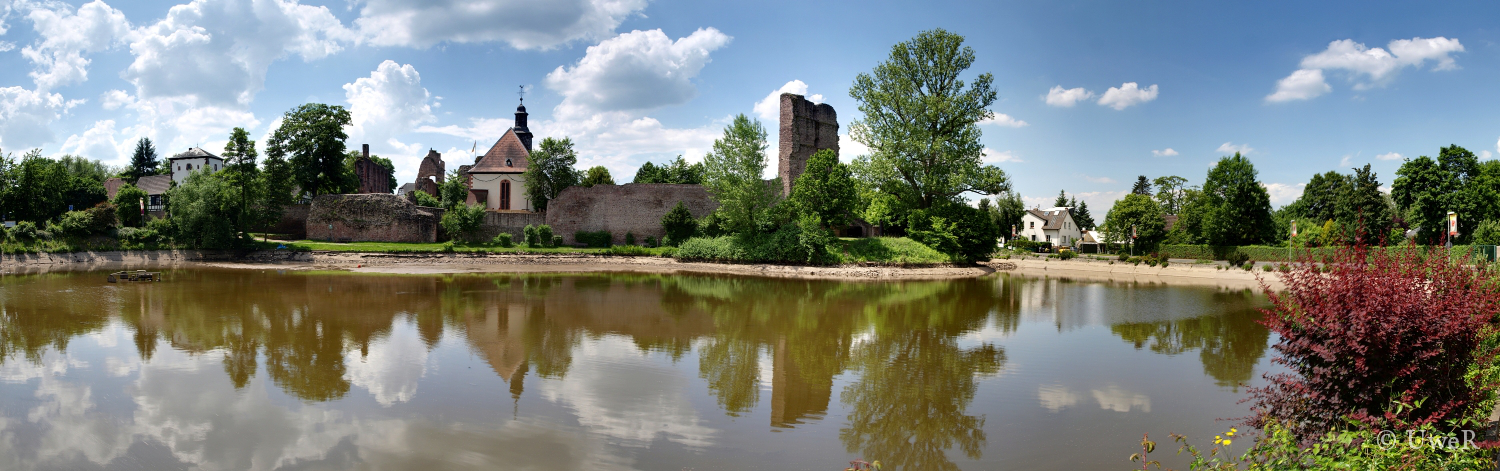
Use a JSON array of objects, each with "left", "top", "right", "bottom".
[
  {"left": 167, "top": 147, "right": 224, "bottom": 186},
  {"left": 1018, "top": 207, "right": 1083, "bottom": 246}
]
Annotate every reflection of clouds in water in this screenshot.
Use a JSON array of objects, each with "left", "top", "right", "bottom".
[
  {"left": 1037, "top": 383, "right": 1080, "bottom": 412},
  {"left": 538, "top": 336, "right": 716, "bottom": 449},
  {"left": 344, "top": 324, "right": 430, "bottom": 406},
  {"left": 1092, "top": 384, "right": 1151, "bottom": 413},
  {"left": 1037, "top": 383, "right": 1151, "bottom": 413},
  {"left": 0, "top": 350, "right": 86, "bottom": 382},
  {"left": 86, "top": 321, "right": 125, "bottom": 349}
]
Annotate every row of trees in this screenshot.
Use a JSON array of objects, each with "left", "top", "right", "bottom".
[{"left": 1100, "top": 153, "right": 1277, "bottom": 250}]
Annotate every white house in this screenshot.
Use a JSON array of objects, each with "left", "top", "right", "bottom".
[
  {"left": 1019, "top": 207, "right": 1083, "bottom": 246},
  {"left": 466, "top": 128, "right": 531, "bottom": 211},
  {"left": 167, "top": 147, "right": 224, "bottom": 186}
]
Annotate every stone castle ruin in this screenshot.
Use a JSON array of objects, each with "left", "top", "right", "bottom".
[
  {"left": 353, "top": 144, "right": 392, "bottom": 194},
  {"left": 778, "top": 93, "right": 839, "bottom": 196},
  {"left": 415, "top": 150, "right": 445, "bottom": 197}
]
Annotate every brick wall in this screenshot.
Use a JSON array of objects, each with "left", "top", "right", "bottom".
[
  {"left": 546, "top": 184, "right": 719, "bottom": 245},
  {"left": 269, "top": 204, "right": 310, "bottom": 238},
  {"left": 306, "top": 194, "right": 440, "bottom": 243},
  {"left": 478, "top": 211, "right": 546, "bottom": 240},
  {"left": 778, "top": 93, "right": 839, "bottom": 196}
]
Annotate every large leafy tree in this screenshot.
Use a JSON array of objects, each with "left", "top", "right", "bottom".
[
  {"left": 1200, "top": 153, "right": 1274, "bottom": 246},
  {"left": 1297, "top": 171, "right": 1351, "bottom": 224},
  {"left": 342, "top": 151, "right": 398, "bottom": 192},
  {"left": 633, "top": 156, "right": 704, "bottom": 184},
  {"left": 259, "top": 146, "right": 297, "bottom": 229},
  {"left": 703, "top": 114, "right": 779, "bottom": 233},
  {"left": 580, "top": 166, "right": 615, "bottom": 187},
  {"left": 1335, "top": 164, "right": 1391, "bottom": 244},
  {"left": 848, "top": 28, "right": 1008, "bottom": 213},
  {"left": 789, "top": 149, "right": 858, "bottom": 227},
  {"left": 166, "top": 171, "right": 239, "bottom": 248},
  {"left": 12, "top": 150, "right": 71, "bottom": 222},
  {"left": 984, "top": 191, "right": 1026, "bottom": 237},
  {"left": 266, "top": 103, "right": 353, "bottom": 197},
  {"left": 1152, "top": 175, "right": 1187, "bottom": 214},
  {"left": 126, "top": 138, "right": 158, "bottom": 182},
  {"left": 1103, "top": 193, "right": 1167, "bottom": 249},
  {"left": 1393, "top": 145, "right": 1483, "bottom": 243},
  {"left": 521, "top": 137, "right": 581, "bottom": 212},
  {"left": 221, "top": 127, "right": 262, "bottom": 237}
]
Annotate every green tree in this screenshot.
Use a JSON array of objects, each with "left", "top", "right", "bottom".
[
  {"left": 1335, "top": 164, "right": 1391, "bottom": 244},
  {"left": 1152, "top": 175, "right": 1188, "bottom": 214},
  {"left": 112, "top": 184, "right": 149, "bottom": 227},
  {"left": 266, "top": 103, "right": 353, "bottom": 197},
  {"left": 703, "top": 114, "right": 779, "bottom": 234},
  {"left": 166, "top": 171, "right": 239, "bottom": 248},
  {"left": 633, "top": 161, "right": 662, "bottom": 184},
  {"left": 848, "top": 28, "right": 1009, "bottom": 212},
  {"left": 439, "top": 168, "right": 468, "bottom": 209},
  {"left": 1392, "top": 155, "right": 1446, "bottom": 244},
  {"left": 789, "top": 149, "right": 858, "bottom": 227},
  {"left": 661, "top": 201, "right": 697, "bottom": 246},
  {"left": 1071, "top": 198, "right": 1096, "bottom": 230},
  {"left": 1103, "top": 193, "right": 1167, "bottom": 249},
  {"left": 633, "top": 156, "right": 704, "bottom": 184},
  {"left": 580, "top": 166, "right": 615, "bottom": 187},
  {"left": 1053, "top": 190, "right": 1069, "bottom": 207},
  {"left": 259, "top": 146, "right": 297, "bottom": 230},
  {"left": 521, "top": 137, "right": 580, "bottom": 212},
  {"left": 222, "top": 127, "right": 262, "bottom": 237},
  {"left": 12, "top": 150, "right": 70, "bottom": 222},
  {"left": 342, "top": 151, "right": 397, "bottom": 192},
  {"left": 1200, "top": 153, "right": 1274, "bottom": 246},
  {"left": 441, "top": 203, "right": 486, "bottom": 242},
  {"left": 1298, "top": 171, "right": 1351, "bottom": 225},
  {"left": 126, "top": 137, "right": 158, "bottom": 182},
  {"left": 1131, "top": 175, "right": 1153, "bottom": 195},
  {"left": 985, "top": 191, "right": 1026, "bottom": 237}
]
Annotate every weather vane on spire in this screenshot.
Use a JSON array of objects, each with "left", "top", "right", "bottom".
[{"left": 518, "top": 85, "right": 525, "bottom": 104}]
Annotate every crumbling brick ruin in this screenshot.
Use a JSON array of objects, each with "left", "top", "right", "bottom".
[
  {"left": 354, "top": 144, "right": 392, "bottom": 194},
  {"left": 779, "top": 93, "right": 839, "bottom": 196},
  {"left": 546, "top": 184, "right": 719, "bottom": 245},
  {"left": 306, "top": 194, "right": 441, "bottom": 243},
  {"left": 414, "top": 149, "right": 445, "bottom": 197}
]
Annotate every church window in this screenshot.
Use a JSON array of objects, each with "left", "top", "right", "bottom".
[
  {"left": 505, "top": 159, "right": 513, "bottom": 167},
  {"left": 500, "top": 180, "right": 511, "bottom": 210}
]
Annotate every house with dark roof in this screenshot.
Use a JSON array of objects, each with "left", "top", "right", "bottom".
[
  {"left": 1019, "top": 207, "right": 1083, "bottom": 246},
  {"left": 135, "top": 174, "right": 172, "bottom": 213},
  {"left": 167, "top": 147, "right": 224, "bottom": 186},
  {"left": 464, "top": 101, "right": 534, "bottom": 211}
]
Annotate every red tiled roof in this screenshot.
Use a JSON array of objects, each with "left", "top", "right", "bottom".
[{"left": 469, "top": 129, "right": 528, "bottom": 174}]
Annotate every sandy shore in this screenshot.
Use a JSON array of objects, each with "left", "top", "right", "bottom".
[{"left": 1003, "top": 256, "right": 1282, "bottom": 290}]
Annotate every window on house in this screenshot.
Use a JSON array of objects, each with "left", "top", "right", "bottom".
[
  {"left": 1029, "top": 221, "right": 1034, "bottom": 229},
  {"left": 500, "top": 180, "right": 511, "bottom": 210},
  {"left": 1030, "top": 235, "right": 1036, "bottom": 241},
  {"left": 1046, "top": 235, "right": 1052, "bottom": 242},
  {"left": 506, "top": 159, "right": 513, "bottom": 167}
]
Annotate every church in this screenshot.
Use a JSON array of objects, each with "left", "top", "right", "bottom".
[{"left": 464, "top": 101, "right": 534, "bottom": 211}]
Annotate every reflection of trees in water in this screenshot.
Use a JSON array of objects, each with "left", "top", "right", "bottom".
[
  {"left": 1109, "top": 295, "right": 1269, "bottom": 389},
  {"left": 0, "top": 273, "right": 116, "bottom": 363}
]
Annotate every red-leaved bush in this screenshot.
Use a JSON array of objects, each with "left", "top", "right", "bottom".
[{"left": 1249, "top": 243, "right": 1500, "bottom": 438}]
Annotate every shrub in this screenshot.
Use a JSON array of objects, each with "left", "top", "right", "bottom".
[
  {"left": 1224, "top": 251, "right": 1250, "bottom": 266},
  {"left": 625, "top": 232, "right": 636, "bottom": 246},
  {"left": 644, "top": 236, "right": 657, "bottom": 248},
  {"left": 492, "top": 233, "right": 514, "bottom": 248},
  {"left": 907, "top": 203, "right": 998, "bottom": 264},
  {"left": 412, "top": 190, "right": 442, "bottom": 208},
  {"left": 7, "top": 221, "right": 36, "bottom": 241},
  {"left": 523, "top": 224, "right": 540, "bottom": 247},
  {"left": 534, "top": 225, "right": 554, "bottom": 247},
  {"left": 443, "top": 241, "right": 455, "bottom": 252},
  {"left": 575, "top": 230, "right": 612, "bottom": 248},
  {"left": 113, "top": 184, "right": 149, "bottom": 227},
  {"left": 441, "top": 203, "right": 486, "bottom": 242},
  {"left": 55, "top": 203, "right": 117, "bottom": 238},
  {"left": 117, "top": 227, "right": 164, "bottom": 249},
  {"left": 550, "top": 235, "right": 563, "bottom": 248},
  {"left": 1057, "top": 250, "right": 1076, "bottom": 260},
  {"left": 145, "top": 217, "right": 175, "bottom": 244},
  {"left": 658, "top": 247, "right": 677, "bottom": 258},
  {"left": 605, "top": 244, "right": 650, "bottom": 256},
  {"left": 675, "top": 222, "right": 837, "bottom": 265},
  {"left": 1248, "top": 244, "right": 1500, "bottom": 439},
  {"left": 1241, "top": 262, "right": 1253, "bottom": 271},
  {"left": 1159, "top": 260, "right": 1169, "bottom": 268},
  {"left": 1117, "top": 252, "right": 1129, "bottom": 261},
  {"left": 661, "top": 202, "right": 697, "bottom": 246},
  {"left": 1262, "top": 264, "right": 1274, "bottom": 272}
]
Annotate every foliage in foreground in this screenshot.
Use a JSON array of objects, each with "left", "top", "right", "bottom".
[
  {"left": 674, "top": 216, "right": 835, "bottom": 265},
  {"left": 1132, "top": 421, "right": 1495, "bottom": 470}
]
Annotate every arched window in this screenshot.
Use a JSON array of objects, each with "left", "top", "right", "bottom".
[
  {"left": 505, "top": 158, "right": 512, "bottom": 167},
  {"left": 500, "top": 180, "right": 511, "bottom": 210}
]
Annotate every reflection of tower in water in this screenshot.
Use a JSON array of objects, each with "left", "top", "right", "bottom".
[
  {"left": 770, "top": 335, "right": 832, "bottom": 428},
  {"left": 464, "top": 302, "right": 530, "bottom": 384}
]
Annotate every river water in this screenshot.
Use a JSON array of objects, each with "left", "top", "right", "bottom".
[{"left": 0, "top": 268, "right": 1272, "bottom": 470}]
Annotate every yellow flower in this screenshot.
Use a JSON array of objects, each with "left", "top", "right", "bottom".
[
  {"left": 1214, "top": 435, "right": 1223, "bottom": 445},
  {"left": 1223, "top": 439, "right": 1232, "bottom": 446},
  {"left": 1227, "top": 428, "right": 1237, "bottom": 437}
]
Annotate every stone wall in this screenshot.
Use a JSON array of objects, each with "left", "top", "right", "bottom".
[
  {"left": 546, "top": 184, "right": 718, "bottom": 245},
  {"left": 477, "top": 211, "right": 546, "bottom": 241},
  {"left": 268, "top": 204, "right": 311, "bottom": 238},
  {"left": 306, "top": 194, "right": 440, "bottom": 243},
  {"left": 778, "top": 93, "right": 839, "bottom": 196},
  {"left": 355, "top": 145, "right": 392, "bottom": 194}
]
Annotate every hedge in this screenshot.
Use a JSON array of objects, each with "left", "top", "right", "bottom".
[{"left": 1158, "top": 244, "right": 1494, "bottom": 263}]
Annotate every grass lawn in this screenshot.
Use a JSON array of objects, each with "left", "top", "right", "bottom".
[
  {"left": 266, "top": 237, "right": 951, "bottom": 265},
  {"left": 833, "top": 237, "right": 951, "bottom": 265}
]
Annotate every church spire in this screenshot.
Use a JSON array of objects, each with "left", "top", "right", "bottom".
[{"left": 514, "top": 85, "right": 532, "bottom": 152}]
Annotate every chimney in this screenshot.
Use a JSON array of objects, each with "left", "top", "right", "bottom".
[{"left": 362, "top": 144, "right": 369, "bottom": 160}]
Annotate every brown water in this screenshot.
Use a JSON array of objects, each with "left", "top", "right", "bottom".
[{"left": 0, "top": 268, "right": 1272, "bottom": 470}]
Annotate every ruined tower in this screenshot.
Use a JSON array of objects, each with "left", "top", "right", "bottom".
[{"left": 778, "top": 93, "right": 839, "bottom": 196}]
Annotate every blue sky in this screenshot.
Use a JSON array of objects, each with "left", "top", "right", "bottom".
[{"left": 2, "top": 0, "right": 1497, "bottom": 210}]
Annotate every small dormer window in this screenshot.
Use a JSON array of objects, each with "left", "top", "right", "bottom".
[{"left": 505, "top": 159, "right": 513, "bottom": 167}]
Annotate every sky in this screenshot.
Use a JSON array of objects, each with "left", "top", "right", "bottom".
[{"left": 1, "top": 0, "right": 1498, "bottom": 211}]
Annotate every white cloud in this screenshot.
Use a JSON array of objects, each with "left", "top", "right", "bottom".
[
  {"left": 979, "top": 113, "right": 1028, "bottom": 128},
  {"left": 58, "top": 119, "right": 127, "bottom": 164},
  {"left": 545, "top": 28, "right": 731, "bottom": 117},
  {"left": 1269, "top": 37, "right": 1464, "bottom": 101},
  {"left": 1261, "top": 182, "right": 1305, "bottom": 205},
  {"left": 344, "top": 60, "right": 436, "bottom": 171},
  {"left": 0, "top": 86, "right": 77, "bottom": 149},
  {"left": 982, "top": 148, "right": 1022, "bottom": 164},
  {"left": 1265, "top": 68, "right": 1331, "bottom": 103},
  {"left": 1339, "top": 154, "right": 1352, "bottom": 167},
  {"left": 1375, "top": 152, "right": 1402, "bottom": 161},
  {"left": 1216, "top": 142, "right": 1253, "bottom": 155},
  {"left": 1045, "top": 86, "right": 1093, "bottom": 107},
  {"left": 99, "top": 89, "right": 132, "bottom": 110},
  {"left": 839, "top": 133, "right": 870, "bottom": 162},
  {"left": 19, "top": 0, "right": 132, "bottom": 91},
  {"left": 1481, "top": 150, "right": 1492, "bottom": 160},
  {"left": 1078, "top": 174, "right": 1114, "bottom": 184},
  {"left": 123, "top": 0, "right": 355, "bottom": 107},
  {"left": 353, "top": 0, "right": 647, "bottom": 50},
  {"left": 1096, "top": 82, "right": 1158, "bottom": 110},
  {"left": 1495, "top": 136, "right": 1499, "bottom": 156},
  {"left": 1151, "top": 148, "right": 1178, "bottom": 157},
  {"left": 752, "top": 79, "right": 822, "bottom": 121}
]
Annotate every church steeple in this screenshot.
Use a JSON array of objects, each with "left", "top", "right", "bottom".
[{"left": 514, "top": 87, "right": 532, "bottom": 152}]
